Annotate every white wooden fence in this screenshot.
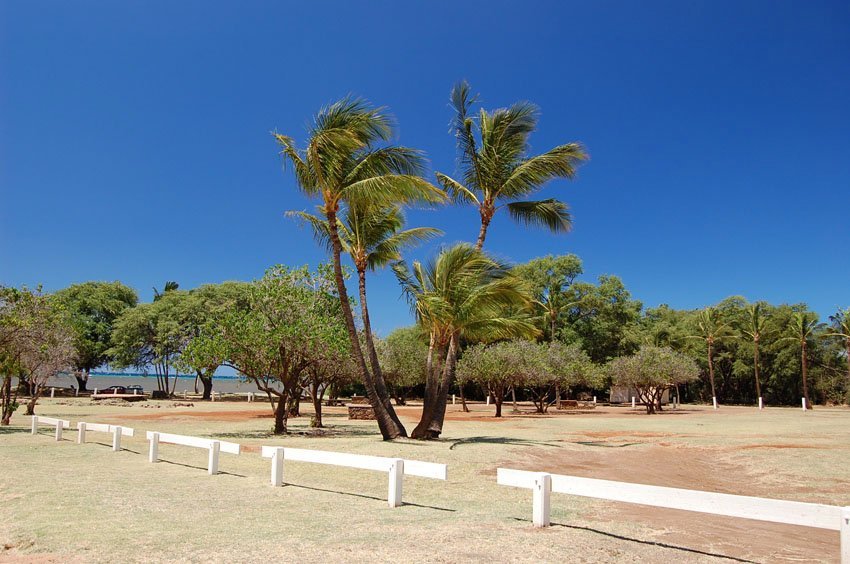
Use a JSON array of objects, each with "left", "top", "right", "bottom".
[
  {"left": 497, "top": 468, "right": 850, "bottom": 562},
  {"left": 30, "top": 415, "right": 70, "bottom": 441},
  {"left": 77, "top": 422, "right": 134, "bottom": 451},
  {"left": 260, "top": 446, "right": 447, "bottom": 507},
  {"left": 146, "top": 431, "right": 241, "bottom": 475}
]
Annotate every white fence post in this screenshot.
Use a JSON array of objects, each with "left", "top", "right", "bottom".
[
  {"left": 54, "top": 421, "right": 63, "bottom": 441},
  {"left": 533, "top": 473, "right": 552, "bottom": 527},
  {"left": 631, "top": 397, "right": 636, "bottom": 409},
  {"left": 112, "top": 426, "right": 122, "bottom": 452},
  {"left": 149, "top": 432, "right": 159, "bottom": 462},
  {"left": 758, "top": 397, "right": 764, "bottom": 410},
  {"left": 712, "top": 396, "right": 718, "bottom": 409},
  {"left": 802, "top": 397, "right": 807, "bottom": 411},
  {"left": 31, "top": 416, "right": 38, "bottom": 435},
  {"left": 77, "top": 422, "right": 87, "bottom": 444},
  {"left": 593, "top": 396, "right": 597, "bottom": 405},
  {"left": 93, "top": 388, "right": 98, "bottom": 395},
  {"left": 270, "top": 447, "right": 284, "bottom": 487},
  {"left": 452, "top": 394, "right": 456, "bottom": 405},
  {"left": 208, "top": 441, "right": 220, "bottom": 475},
  {"left": 184, "top": 389, "right": 188, "bottom": 400},
  {"left": 50, "top": 387, "right": 55, "bottom": 398},
  {"left": 388, "top": 459, "right": 404, "bottom": 508},
  {"left": 840, "top": 507, "right": 849, "bottom": 564},
  {"left": 486, "top": 395, "right": 490, "bottom": 406}
]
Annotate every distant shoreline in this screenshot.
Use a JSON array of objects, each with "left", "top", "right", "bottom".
[{"left": 90, "top": 372, "right": 241, "bottom": 380}]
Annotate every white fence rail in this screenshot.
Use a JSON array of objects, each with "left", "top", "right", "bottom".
[
  {"left": 77, "top": 422, "right": 134, "bottom": 451},
  {"left": 497, "top": 468, "right": 850, "bottom": 562},
  {"left": 31, "top": 416, "right": 70, "bottom": 441},
  {"left": 260, "top": 446, "right": 447, "bottom": 507},
  {"left": 146, "top": 431, "right": 241, "bottom": 475}
]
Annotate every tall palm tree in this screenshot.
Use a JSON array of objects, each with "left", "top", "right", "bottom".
[
  {"left": 288, "top": 203, "right": 442, "bottom": 406},
  {"left": 688, "top": 307, "right": 734, "bottom": 407},
  {"left": 739, "top": 303, "right": 770, "bottom": 406},
  {"left": 826, "top": 308, "right": 850, "bottom": 388},
  {"left": 783, "top": 312, "right": 820, "bottom": 410},
  {"left": 153, "top": 281, "right": 179, "bottom": 301},
  {"left": 394, "top": 243, "right": 538, "bottom": 439},
  {"left": 276, "top": 97, "right": 446, "bottom": 439},
  {"left": 435, "top": 81, "right": 587, "bottom": 250}
]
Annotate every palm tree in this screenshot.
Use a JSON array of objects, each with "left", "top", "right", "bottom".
[
  {"left": 784, "top": 312, "right": 820, "bottom": 410},
  {"left": 288, "top": 203, "right": 441, "bottom": 407},
  {"left": 688, "top": 307, "right": 734, "bottom": 408},
  {"left": 394, "top": 243, "right": 538, "bottom": 439},
  {"left": 738, "top": 303, "right": 770, "bottom": 407},
  {"left": 276, "top": 97, "right": 446, "bottom": 440},
  {"left": 435, "top": 81, "right": 587, "bottom": 250},
  {"left": 826, "top": 308, "right": 850, "bottom": 389},
  {"left": 153, "top": 281, "right": 179, "bottom": 301}
]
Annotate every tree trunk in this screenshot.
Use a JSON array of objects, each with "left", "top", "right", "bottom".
[
  {"left": 311, "top": 389, "right": 323, "bottom": 428},
  {"left": 75, "top": 369, "right": 89, "bottom": 393},
  {"left": 412, "top": 338, "right": 444, "bottom": 439},
  {"left": 273, "top": 394, "right": 289, "bottom": 434},
  {"left": 494, "top": 387, "right": 504, "bottom": 418},
  {"left": 1, "top": 375, "right": 15, "bottom": 425},
  {"left": 475, "top": 203, "right": 494, "bottom": 251},
  {"left": 200, "top": 373, "right": 213, "bottom": 401},
  {"left": 423, "top": 334, "right": 459, "bottom": 438},
  {"left": 288, "top": 395, "right": 300, "bottom": 417},
  {"left": 356, "top": 267, "right": 406, "bottom": 431},
  {"left": 753, "top": 339, "right": 762, "bottom": 402},
  {"left": 707, "top": 340, "right": 717, "bottom": 403},
  {"left": 801, "top": 341, "right": 811, "bottom": 409},
  {"left": 325, "top": 208, "right": 406, "bottom": 440},
  {"left": 511, "top": 386, "right": 518, "bottom": 412}
]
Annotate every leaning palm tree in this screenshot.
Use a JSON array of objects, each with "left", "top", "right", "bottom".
[
  {"left": 738, "top": 303, "right": 770, "bottom": 408},
  {"left": 826, "top": 308, "right": 850, "bottom": 389},
  {"left": 394, "top": 243, "right": 538, "bottom": 439},
  {"left": 288, "top": 203, "right": 441, "bottom": 400},
  {"left": 435, "top": 81, "right": 587, "bottom": 250},
  {"left": 687, "top": 307, "right": 735, "bottom": 408},
  {"left": 275, "top": 97, "right": 446, "bottom": 440},
  {"left": 783, "top": 312, "right": 820, "bottom": 410}
]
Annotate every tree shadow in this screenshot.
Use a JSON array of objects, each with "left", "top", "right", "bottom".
[
  {"left": 155, "top": 458, "right": 247, "bottom": 478},
  {"left": 0, "top": 426, "right": 27, "bottom": 434},
  {"left": 447, "top": 436, "right": 561, "bottom": 450},
  {"left": 514, "top": 519, "right": 756, "bottom": 563},
  {"left": 571, "top": 441, "right": 641, "bottom": 448},
  {"left": 285, "top": 483, "right": 456, "bottom": 512},
  {"left": 206, "top": 431, "right": 273, "bottom": 440}
]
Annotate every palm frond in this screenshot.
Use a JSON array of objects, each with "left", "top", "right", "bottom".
[
  {"left": 501, "top": 143, "right": 587, "bottom": 198},
  {"left": 434, "top": 172, "right": 479, "bottom": 205},
  {"left": 506, "top": 199, "right": 573, "bottom": 233},
  {"left": 368, "top": 227, "right": 443, "bottom": 270}
]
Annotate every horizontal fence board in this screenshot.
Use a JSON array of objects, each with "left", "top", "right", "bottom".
[
  {"left": 497, "top": 468, "right": 841, "bottom": 530},
  {"left": 34, "top": 416, "right": 70, "bottom": 428},
  {"left": 260, "top": 447, "right": 447, "bottom": 480},
  {"left": 146, "top": 431, "right": 240, "bottom": 454},
  {"left": 79, "top": 422, "right": 134, "bottom": 436}
]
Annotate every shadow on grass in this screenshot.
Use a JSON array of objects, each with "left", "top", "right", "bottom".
[
  {"left": 512, "top": 519, "right": 755, "bottom": 563},
  {"left": 447, "top": 436, "right": 561, "bottom": 450},
  {"left": 0, "top": 426, "right": 29, "bottom": 434},
  {"left": 207, "top": 431, "right": 274, "bottom": 440},
  {"left": 156, "top": 458, "right": 247, "bottom": 478},
  {"left": 287, "top": 483, "right": 456, "bottom": 512},
  {"left": 89, "top": 441, "right": 141, "bottom": 454}
]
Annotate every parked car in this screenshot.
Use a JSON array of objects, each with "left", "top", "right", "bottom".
[
  {"left": 125, "top": 385, "right": 144, "bottom": 395},
  {"left": 98, "top": 385, "right": 126, "bottom": 395}
]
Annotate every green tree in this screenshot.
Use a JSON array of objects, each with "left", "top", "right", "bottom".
[
  {"left": 394, "top": 243, "right": 538, "bottom": 438},
  {"left": 607, "top": 346, "right": 699, "bottom": 414},
  {"left": 513, "top": 254, "right": 583, "bottom": 341},
  {"left": 377, "top": 326, "right": 429, "bottom": 405},
  {"left": 826, "top": 308, "right": 850, "bottom": 393},
  {"left": 435, "top": 81, "right": 587, "bottom": 250},
  {"left": 687, "top": 307, "right": 735, "bottom": 406},
  {"left": 457, "top": 340, "right": 533, "bottom": 417},
  {"left": 737, "top": 303, "right": 770, "bottom": 405},
  {"left": 276, "top": 97, "right": 445, "bottom": 440},
  {"left": 153, "top": 281, "right": 179, "bottom": 301},
  {"left": 782, "top": 312, "right": 820, "bottom": 409},
  {"left": 110, "top": 291, "right": 189, "bottom": 395},
  {"left": 53, "top": 281, "right": 138, "bottom": 392}
]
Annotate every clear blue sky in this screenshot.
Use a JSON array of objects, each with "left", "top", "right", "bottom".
[{"left": 2, "top": 1, "right": 848, "bottom": 335}]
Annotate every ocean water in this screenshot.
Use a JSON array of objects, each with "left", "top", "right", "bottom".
[{"left": 45, "top": 372, "right": 257, "bottom": 394}]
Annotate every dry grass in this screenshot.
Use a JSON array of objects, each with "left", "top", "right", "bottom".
[{"left": 1, "top": 399, "right": 848, "bottom": 563}]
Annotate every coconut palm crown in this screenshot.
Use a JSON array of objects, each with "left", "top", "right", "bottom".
[{"left": 435, "top": 81, "right": 588, "bottom": 249}]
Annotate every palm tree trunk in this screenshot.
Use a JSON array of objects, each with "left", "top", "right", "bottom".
[
  {"left": 753, "top": 339, "right": 761, "bottom": 403},
  {"left": 475, "top": 203, "right": 495, "bottom": 250},
  {"left": 325, "top": 208, "right": 406, "bottom": 439},
  {"left": 419, "top": 333, "right": 459, "bottom": 439},
  {"left": 801, "top": 341, "right": 811, "bottom": 410},
  {"left": 707, "top": 340, "right": 717, "bottom": 405},
  {"left": 412, "top": 336, "right": 443, "bottom": 439},
  {"left": 357, "top": 266, "right": 407, "bottom": 433}
]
